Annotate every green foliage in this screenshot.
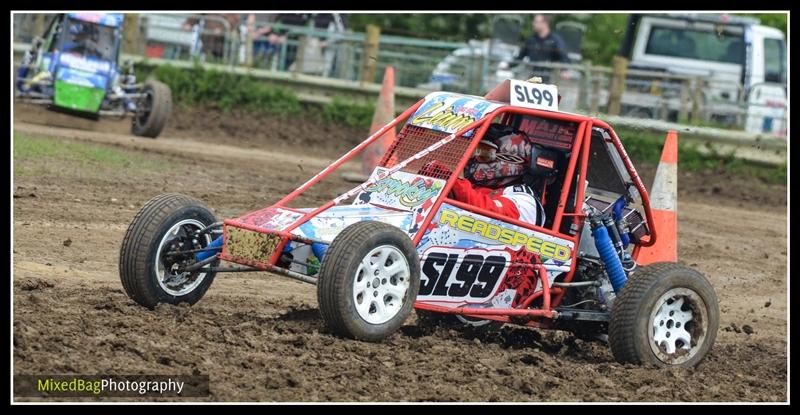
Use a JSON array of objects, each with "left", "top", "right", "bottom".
[
  {"left": 322, "top": 98, "right": 375, "bottom": 129},
  {"left": 583, "top": 15, "right": 629, "bottom": 64},
  {"left": 735, "top": 13, "right": 787, "bottom": 34},
  {"left": 615, "top": 127, "right": 786, "bottom": 184},
  {"left": 139, "top": 64, "right": 302, "bottom": 116},
  {"left": 348, "top": 14, "right": 490, "bottom": 42},
  {"left": 137, "top": 63, "right": 374, "bottom": 129}
]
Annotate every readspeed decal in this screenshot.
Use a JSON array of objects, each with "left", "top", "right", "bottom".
[
  {"left": 416, "top": 204, "right": 573, "bottom": 304},
  {"left": 437, "top": 209, "right": 571, "bottom": 262}
]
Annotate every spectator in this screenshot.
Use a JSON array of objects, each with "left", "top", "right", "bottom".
[
  {"left": 183, "top": 13, "right": 241, "bottom": 61},
  {"left": 516, "top": 14, "right": 570, "bottom": 64},
  {"left": 248, "top": 13, "right": 346, "bottom": 74},
  {"left": 273, "top": 13, "right": 312, "bottom": 69},
  {"left": 249, "top": 14, "right": 286, "bottom": 68},
  {"left": 312, "top": 13, "right": 346, "bottom": 76}
]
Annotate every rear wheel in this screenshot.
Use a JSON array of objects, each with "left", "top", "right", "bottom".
[
  {"left": 119, "top": 193, "right": 218, "bottom": 308},
  {"left": 609, "top": 262, "right": 719, "bottom": 367},
  {"left": 317, "top": 221, "right": 420, "bottom": 342},
  {"left": 132, "top": 80, "right": 171, "bottom": 138}
]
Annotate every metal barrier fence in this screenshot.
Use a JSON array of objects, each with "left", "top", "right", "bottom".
[
  {"left": 11, "top": 41, "right": 786, "bottom": 166},
  {"left": 12, "top": 13, "right": 787, "bottom": 138}
]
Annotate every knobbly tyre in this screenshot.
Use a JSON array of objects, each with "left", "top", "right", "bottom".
[
  {"left": 15, "top": 13, "right": 172, "bottom": 138},
  {"left": 119, "top": 78, "right": 719, "bottom": 368}
]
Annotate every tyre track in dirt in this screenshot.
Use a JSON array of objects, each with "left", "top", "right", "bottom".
[{"left": 12, "top": 114, "right": 787, "bottom": 402}]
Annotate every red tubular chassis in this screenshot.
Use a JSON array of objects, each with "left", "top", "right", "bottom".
[
  {"left": 217, "top": 96, "right": 658, "bottom": 328},
  {"left": 120, "top": 80, "right": 720, "bottom": 367}
]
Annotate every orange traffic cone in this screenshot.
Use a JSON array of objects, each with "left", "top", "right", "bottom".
[
  {"left": 363, "top": 66, "right": 396, "bottom": 175},
  {"left": 635, "top": 130, "right": 678, "bottom": 265}
]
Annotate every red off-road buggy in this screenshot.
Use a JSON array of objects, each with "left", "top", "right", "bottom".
[{"left": 119, "top": 79, "right": 719, "bottom": 368}]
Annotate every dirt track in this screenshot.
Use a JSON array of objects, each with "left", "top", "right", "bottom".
[{"left": 12, "top": 108, "right": 788, "bottom": 402}]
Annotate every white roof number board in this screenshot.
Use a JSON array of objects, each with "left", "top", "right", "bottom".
[{"left": 510, "top": 80, "right": 559, "bottom": 112}]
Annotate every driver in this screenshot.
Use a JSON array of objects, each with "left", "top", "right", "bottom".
[
  {"left": 450, "top": 124, "right": 546, "bottom": 227},
  {"left": 63, "top": 22, "right": 101, "bottom": 57}
]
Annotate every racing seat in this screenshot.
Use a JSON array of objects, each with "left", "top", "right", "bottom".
[
  {"left": 529, "top": 143, "right": 560, "bottom": 205},
  {"left": 528, "top": 143, "right": 565, "bottom": 229}
]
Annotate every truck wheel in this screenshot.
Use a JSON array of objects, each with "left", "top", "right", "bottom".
[
  {"left": 609, "top": 262, "right": 719, "bottom": 368},
  {"left": 317, "top": 221, "right": 420, "bottom": 342},
  {"left": 119, "top": 193, "right": 218, "bottom": 309},
  {"left": 132, "top": 80, "right": 172, "bottom": 138}
]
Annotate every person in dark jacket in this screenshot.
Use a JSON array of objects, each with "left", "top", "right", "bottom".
[{"left": 516, "top": 14, "right": 570, "bottom": 64}]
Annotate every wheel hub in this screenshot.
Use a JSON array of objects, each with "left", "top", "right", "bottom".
[
  {"left": 353, "top": 245, "right": 410, "bottom": 325},
  {"left": 154, "top": 219, "right": 212, "bottom": 297},
  {"left": 648, "top": 287, "right": 708, "bottom": 365}
]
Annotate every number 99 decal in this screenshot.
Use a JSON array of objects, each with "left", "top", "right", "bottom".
[{"left": 418, "top": 247, "right": 510, "bottom": 302}]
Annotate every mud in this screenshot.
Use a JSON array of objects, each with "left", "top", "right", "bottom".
[{"left": 12, "top": 106, "right": 787, "bottom": 402}]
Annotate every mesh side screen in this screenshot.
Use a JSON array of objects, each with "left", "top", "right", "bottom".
[{"left": 379, "top": 125, "right": 474, "bottom": 181}]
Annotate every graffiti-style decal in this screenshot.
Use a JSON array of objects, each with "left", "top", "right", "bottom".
[
  {"left": 500, "top": 248, "right": 541, "bottom": 308},
  {"left": 355, "top": 168, "right": 445, "bottom": 210},
  {"left": 291, "top": 205, "right": 413, "bottom": 242},
  {"left": 408, "top": 92, "right": 503, "bottom": 135}
]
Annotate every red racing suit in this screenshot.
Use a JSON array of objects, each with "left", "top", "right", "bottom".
[{"left": 451, "top": 178, "right": 546, "bottom": 227}]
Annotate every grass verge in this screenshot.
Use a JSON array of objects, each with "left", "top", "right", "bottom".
[
  {"left": 13, "top": 133, "right": 168, "bottom": 177},
  {"left": 615, "top": 127, "right": 786, "bottom": 184}
]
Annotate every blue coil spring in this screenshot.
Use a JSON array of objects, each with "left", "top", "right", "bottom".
[{"left": 591, "top": 220, "right": 628, "bottom": 294}]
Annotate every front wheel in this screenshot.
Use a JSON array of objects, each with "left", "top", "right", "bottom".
[
  {"left": 609, "top": 262, "right": 719, "bottom": 368},
  {"left": 119, "top": 193, "right": 218, "bottom": 308},
  {"left": 132, "top": 79, "right": 172, "bottom": 138},
  {"left": 317, "top": 221, "right": 420, "bottom": 342}
]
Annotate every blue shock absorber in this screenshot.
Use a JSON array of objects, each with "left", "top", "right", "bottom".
[
  {"left": 311, "top": 242, "right": 328, "bottom": 261},
  {"left": 612, "top": 197, "right": 630, "bottom": 248},
  {"left": 590, "top": 215, "right": 628, "bottom": 294},
  {"left": 195, "top": 235, "right": 223, "bottom": 261}
]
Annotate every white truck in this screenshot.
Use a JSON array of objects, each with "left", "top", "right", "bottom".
[{"left": 619, "top": 13, "right": 786, "bottom": 135}]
